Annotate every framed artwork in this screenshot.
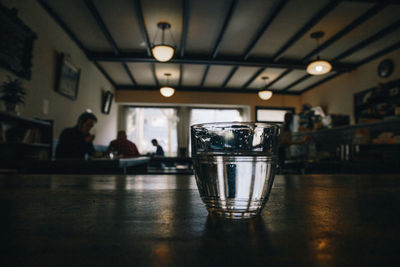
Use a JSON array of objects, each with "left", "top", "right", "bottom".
[
  {"left": 0, "top": 4, "right": 37, "bottom": 80},
  {"left": 55, "top": 53, "right": 80, "bottom": 100},
  {"left": 102, "top": 91, "right": 113, "bottom": 114}
]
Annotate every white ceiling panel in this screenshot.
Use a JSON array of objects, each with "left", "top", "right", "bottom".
[
  {"left": 217, "top": 0, "right": 278, "bottom": 56},
  {"left": 155, "top": 63, "right": 180, "bottom": 87},
  {"left": 226, "top": 67, "right": 260, "bottom": 88},
  {"left": 344, "top": 28, "right": 400, "bottom": 63},
  {"left": 94, "top": 0, "right": 144, "bottom": 52},
  {"left": 250, "top": 0, "right": 330, "bottom": 58},
  {"left": 247, "top": 68, "right": 288, "bottom": 89},
  {"left": 204, "top": 66, "right": 234, "bottom": 87},
  {"left": 142, "top": 0, "right": 182, "bottom": 52},
  {"left": 45, "top": 0, "right": 111, "bottom": 51},
  {"left": 289, "top": 72, "right": 338, "bottom": 91},
  {"left": 282, "top": 1, "right": 371, "bottom": 60},
  {"left": 271, "top": 69, "right": 308, "bottom": 90},
  {"left": 322, "top": 5, "right": 400, "bottom": 61},
  {"left": 185, "top": 0, "right": 232, "bottom": 54},
  {"left": 182, "top": 65, "right": 207, "bottom": 87},
  {"left": 127, "top": 63, "right": 154, "bottom": 86},
  {"left": 100, "top": 62, "right": 131, "bottom": 84}
]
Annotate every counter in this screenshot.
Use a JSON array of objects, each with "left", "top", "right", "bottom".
[{"left": 1, "top": 173, "right": 399, "bottom": 265}]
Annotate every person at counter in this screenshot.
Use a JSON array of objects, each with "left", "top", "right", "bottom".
[
  {"left": 279, "top": 113, "right": 310, "bottom": 170},
  {"left": 55, "top": 112, "right": 97, "bottom": 159},
  {"left": 107, "top": 130, "right": 140, "bottom": 158}
]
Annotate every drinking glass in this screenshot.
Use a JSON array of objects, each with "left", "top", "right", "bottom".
[{"left": 191, "top": 122, "right": 280, "bottom": 219}]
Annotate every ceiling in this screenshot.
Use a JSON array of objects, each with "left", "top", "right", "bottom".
[{"left": 37, "top": 0, "right": 400, "bottom": 95}]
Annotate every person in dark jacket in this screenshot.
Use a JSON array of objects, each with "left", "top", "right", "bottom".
[
  {"left": 55, "top": 112, "right": 97, "bottom": 159},
  {"left": 151, "top": 139, "right": 164, "bottom": 156}
]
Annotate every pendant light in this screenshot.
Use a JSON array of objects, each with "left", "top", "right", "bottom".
[
  {"left": 152, "top": 22, "right": 176, "bottom": 62},
  {"left": 306, "top": 31, "right": 332, "bottom": 75},
  {"left": 160, "top": 73, "right": 175, "bottom": 97},
  {"left": 258, "top": 76, "right": 273, "bottom": 100}
]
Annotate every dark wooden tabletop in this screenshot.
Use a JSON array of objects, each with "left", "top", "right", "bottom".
[{"left": 1, "top": 173, "right": 400, "bottom": 266}]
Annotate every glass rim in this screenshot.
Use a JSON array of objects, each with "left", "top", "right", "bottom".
[{"left": 190, "top": 121, "right": 280, "bottom": 129}]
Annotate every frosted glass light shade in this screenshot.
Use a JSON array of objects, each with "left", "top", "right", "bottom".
[
  {"left": 160, "top": 86, "right": 175, "bottom": 97},
  {"left": 258, "top": 90, "right": 273, "bottom": 100},
  {"left": 152, "top": 45, "right": 175, "bottom": 62},
  {"left": 306, "top": 60, "right": 332, "bottom": 75}
]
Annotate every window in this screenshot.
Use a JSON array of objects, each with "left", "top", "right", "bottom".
[
  {"left": 190, "top": 108, "right": 243, "bottom": 125},
  {"left": 125, "top": 107, "right": 178, "bottom": 156},
  {"left": 188, "top": 108, "right": 244, "bottom": 154},
  {"left": 255, "top": 107, "right": 294, "bottom": 123}
]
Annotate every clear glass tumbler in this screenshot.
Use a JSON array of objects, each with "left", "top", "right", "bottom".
[{"left": 191, "top": 122, "right": 280, "bottom": 219}]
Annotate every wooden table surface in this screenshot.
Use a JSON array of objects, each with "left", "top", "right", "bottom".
[{"left": 1, "top": 173, "right": 400, "bottom": 266}]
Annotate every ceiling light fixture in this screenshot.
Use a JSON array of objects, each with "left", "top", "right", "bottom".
[
  {"left": 152, "top": 22, "right": 176, "bottom": 62},
  {"left": 160, "top": 73, "right": 175, "bottom": 97},
  {"left": 306, "top": 31, "right": 332, "bottom": 76},
  {"left": 258, "top": 76, "right": 273, "bottom": 100}
]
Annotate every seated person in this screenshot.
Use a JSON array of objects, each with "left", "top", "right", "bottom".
[
  {"left": 107, "top": 130, "right": 140, "bottom": 158},
  {"left": 151, "top": 139, "right": 164, "bottom": 156},
  {"left": 55, "top": 112, "right": 97, "bottom": 159}
]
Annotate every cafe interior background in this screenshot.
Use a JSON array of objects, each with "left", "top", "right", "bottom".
[{"left": 1, "top": 0, "right": 399, "bottom": 174}]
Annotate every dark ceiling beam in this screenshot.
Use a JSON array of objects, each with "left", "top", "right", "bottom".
[
  {"left": 277, "top": 2, "right": 387, "bottom": 92},
  {"left": 122, "top": 63, "right": 137, "bottom": 85},
  {"left": 115, "top": 85, "right": 300, "bottom": 95},
  {"left": 180, "top": 0, "right": 190, "bottom": 58},
  {"left": 89, "top": 52, "right": 356, "bottom": 70},
  {"left": 36, "top": 0, "right": 117, "bottom": 87},
  {"left": 265, "top": 69, "right": 293, "bottom": 89},
  {"left": 93, "top": 61, "right": 116, "bottom": 87},
  {"left": 240, "top": 0, "right": 289, "bottom": 89},
  {"left": 243, "top": 0, "right": 340, "bottom": 90},
  {"left": 272, "top": 0, "right": 341, "bottom": 62},
  {"left": 281, "top": 74, "right": 311, "bottom": 91},
  {"left": 200, "top": 0, "right": 238, "bottom": 90},
  {"left": 212, "top": 0, "right": 238, "bottom": 58},
  {"left": 243, "top": 0, "right": 288, "bottom": 60},
  {"left": 342, "top": 0, "right": 400, "bottom": 4},
  {"left": 222, "top": 66, "right": 239, "bottom": 88},
  {"left": 179, "top": 0, "right": 190, "bottom": 87},
  {"left": 84, "top": 0, "right": 137, "bottom": 86},
  {"left": 334, "top": 19, "right": 400, "bottom": 61},
  {"left": 304, "top": 3, "right": 387, "bottom": 61},
  {"left": 133, "top": 0, "right": 152, "bottom": 57},
  {"left": 84, "top": 0, "right": 119, "bottom": 54},
  {"left": 36, "top": 0, "right": 88, "bottom": 55},
  {"left": 151, "top": 63, "right": 159, "bottom": 87},
  {"left": 200, "top": 65, "right": 210, "bottom": 87},
  {"left": 179, "top": 64, "right": 183, "bottom": 87},
  {"left": 300, "top": 72, "right": 343, "bottom": 94},
  {"left": 242, "top": 68, "right": 265, "bottom": 88},
  {"left": 300, "top": 40, "right": 400, "bottom": 94},
  {"left": 356, "top": 40, "right": 400, "bottom": 66}
]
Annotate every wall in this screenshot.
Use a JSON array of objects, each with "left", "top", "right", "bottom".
[
  {"left": 116, "top": 90, "right": 302, "bottom": 120},
  {"left": 0, "top": 0, "right": 117, "bottom": 145},
  {"left": 301, "top": 49, "right": 400, "bottom": 124}
]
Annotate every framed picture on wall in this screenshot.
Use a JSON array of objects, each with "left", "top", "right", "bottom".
[
  {"left": 0, "top": 3, "right": 37, "bottom": 80},
  {"left": 102, "top": 90, "right": 113, "bottom": 114},
  {"left": 55, "top": 53, "right": 80, "bottom": 100}
]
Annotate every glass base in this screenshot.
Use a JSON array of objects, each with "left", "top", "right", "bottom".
[
  {"left": 207, "top": 209, "right": 261, "bottom": 219},
  {"left": 202, "top": 197, "right": 264, "bottom": 219}
]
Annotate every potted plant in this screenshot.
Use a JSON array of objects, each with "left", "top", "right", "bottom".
[{"left": 0, "top": 76, "right": 26, "bottom": 113}]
